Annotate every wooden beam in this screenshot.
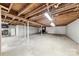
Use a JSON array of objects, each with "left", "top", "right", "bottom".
[
  {"left": 25, "top": 4, "right": 55, "bottom": 19},
  {"left": 0, "top": 5, "right": 9, "bottom": 10},
  {"left": 8, "top": 17, "right": 15, "bottom": 24},
  {"left": 10, "top": 22, "right": 24, "bottom": 25},
  {"left": 28, "top": 4, "right": 61, "bottom": 21},
  {"left": 4, "top": 19, "right": 25, "bottom": 25},
  {"left": 29, "top": 14, "right": 44, "bottom": 20},
  {"left": 10, "top": 20, "right": 25, "bottom": 25},
  {"left": 2, "top": 10, "right": 43, "bottom": 26},
  {"left": 8, "top": 3, "right": 13, "bottom": 13},
  {"left": 25, "top": 4, "right": 46, "bottom": 18},
  {"left": 46, "top": 3, "right": 50, "bottom": 12},
  {"left": 53, "top": 4, "right": 78, "bottom": 14},
  {"left": 3, "top": 15, "right": 7, "bottom": 22},
  {"left": 54, "top": 3, "right": 61, "bottom": 8},
  {"left": 18, "top": 3, "right": 40, "bottom": 16},
  {"left": 55, "top": 8, "right": 79, "bottom": 16}
]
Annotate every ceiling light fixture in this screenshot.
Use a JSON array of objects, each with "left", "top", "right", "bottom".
[
  {"left": 44, "top": 3, "right": 56, "bottom": 27},
  {"left": 44, "top": 12, "right": 55, "bottom": 26},
  {"left": 50, "top": 22, "right": 55, "bottom": 26},
  {"left": 44, "top": 12, "right": 52, "bottom": 21}
]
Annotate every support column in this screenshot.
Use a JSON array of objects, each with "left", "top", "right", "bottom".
[
  {"left": 27, "top": 21, "right": 29, "bottom": 42},
  {"left": 16, "top": 25, "right": 19, "bottom": 40},
  {"left": 24, "top": 23, "right": 27, "bottom": 40},
  {"left": 0, "top": 6, "right": 1, "bottom": 55},
  {"left": 41, "top": 25, "right": 42, "bottom": 36}
]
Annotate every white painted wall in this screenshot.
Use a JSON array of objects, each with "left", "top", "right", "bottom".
[
  {"left": 16, "top": 25, "right": 39, "bottom": 37},
  {"left": 46, "top": 26, "right": 66, "bottom": 34},
  {"left": 2, "top": 25, "right": 16, "bottom": 37},
  {"left": 66, "top": 19, "right": 79, "bottom": 43},
  {"left": 16, "top": 25, "right": 25, "bottom": 37},
  {"left": 9, "top": 25, "right": 16, "bottom": 36},
  {"left": 2, "top": 25, "right": 39, "bottom": 38},
  {"left": 1, "top": 25, "right": 39, "bottom": 52},
  {"left": 29, "top": 26, "right": 38, "bottom": 34}
]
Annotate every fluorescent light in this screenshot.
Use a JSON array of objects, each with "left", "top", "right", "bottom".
[
  {"left": 44, "top": 12, "right": 55, "bottom": 26},
  {"left": 50, "top": 22, "right": 55, "bottom": 26},
  {"left": 44, "top": 12, "right": 52, "bottom": 21}
]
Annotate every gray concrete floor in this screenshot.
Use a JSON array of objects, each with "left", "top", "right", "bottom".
[{"left": 1, "top": 34, "right": 79, "bottom": 56}]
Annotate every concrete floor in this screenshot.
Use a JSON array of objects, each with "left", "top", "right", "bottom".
[{"left": 1, "top": 34, "right": 79, "bottom": 56}]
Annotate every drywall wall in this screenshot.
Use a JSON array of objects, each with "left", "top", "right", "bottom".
[
  {"left": 29, "top": 26, "right": 38, "bottom": 34},
  {"left": 16, "top": 25, "right": 39, "bottom": 37},
  {"left": 46, "top": 26, "right": 66, "bottom": 34},
  {"left": 66, "top": 19, "right": 79, "bottom": 44},
  {"left": 1, "top": 25, "right": 16, "bottom": 52},
  {"left": 9, "top": 25, "right": 16, "bottom": 36},
  {"left": 1, "top": 25, "right": 39, "bottom": 52},
  {"left": 2, "top": 25, "right": 39, "bottom": 38},
  {"left": 16, "top": 25, "right": 25, "bottom": 37},
  {"left": 1, "top": 25, "right": 16, "bottom": 37}
]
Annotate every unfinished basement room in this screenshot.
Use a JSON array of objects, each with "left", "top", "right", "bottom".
[{"left": 0, "top": 3, "right": 79, "bottom": 56}]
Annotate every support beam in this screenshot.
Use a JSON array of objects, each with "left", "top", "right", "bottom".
[
  {"left": 2, "top": 10, "right": 43, "bottom": 26},
  {"left": 4, "top": 19, "right": 25, "bottom": 25},
  {"left": 8, "top": 3, "right": 13, "bottom": 13},
  {"left": 3, "top": 15, "right": 7, "bottom": 22},
  {"left": 29, "top": 14, "right": 44, "bottom": 20},
  {"left": 46, "top": 3, "right": 50, "bottom": 12},
  {"left": 54, "top": 4, "right": 77, "bottom": 14},
  {"left": 18, "top": 3, "right": 40, "bottom": 16},
  {"left": 54, "top": 3, "right": 61, "bottom": 8},
  {"left": 8, "top": 17, "right": 15, "bottom": 24},
  {"left": 0, "top": 5, "right": 9, "bottom": 11},
  {"left": 10, "top": 21, "right": 25, "bottom": 25},
  {"left": 18, "top": 4, "right": 34, "bottom": 16},
  {"left": 25, "top": 4, "right": 46, "bottom": 18},
  {"left": 25, "top": 4, "right": 55, "bottom": 19}
]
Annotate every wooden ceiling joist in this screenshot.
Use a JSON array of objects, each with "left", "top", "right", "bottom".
[
  {"left": 0, "top": 5, "right": 9, "bottom": 10},
  {"left": 25, "top": 4, "right": 46, "bottom": 18},
  {"left": 29, "top": 14, "right": 44, "bottom": 21},
  {"left": 3, "top": 19, "right": 25, "bottom": 25},
  {"left": 18, "top": 3, "right": 41, "bottom": 16},
  {"left": 10, "top": 21, "right": 25, "bottom": 25},
  {"left": 54, "top": 4, "right": 78, "bottom": 14},
  {"left": 25, "top": 4, "right": 55, "bottom": 19},
  {"left": 8, "top": 17, "right": 15, "bottom": 24},
  {"left": 3, "top": 15, "right": 7, "bottom": 22},
  {"left": 1, "top": 10, "right": 43, "bottom": 26},
  {"left": 54, "top": 11, "right": 78, "bottom": 26},
  {"left": 8, "top": 3, "right": 13, "bottom": 13},
  {"left": 55, "top": 8, "right": 79, "bottom": 16}
]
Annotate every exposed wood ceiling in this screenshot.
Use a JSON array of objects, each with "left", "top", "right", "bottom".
[{"left": 0, "top": 3, "right": 79, "bottom": 27}]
